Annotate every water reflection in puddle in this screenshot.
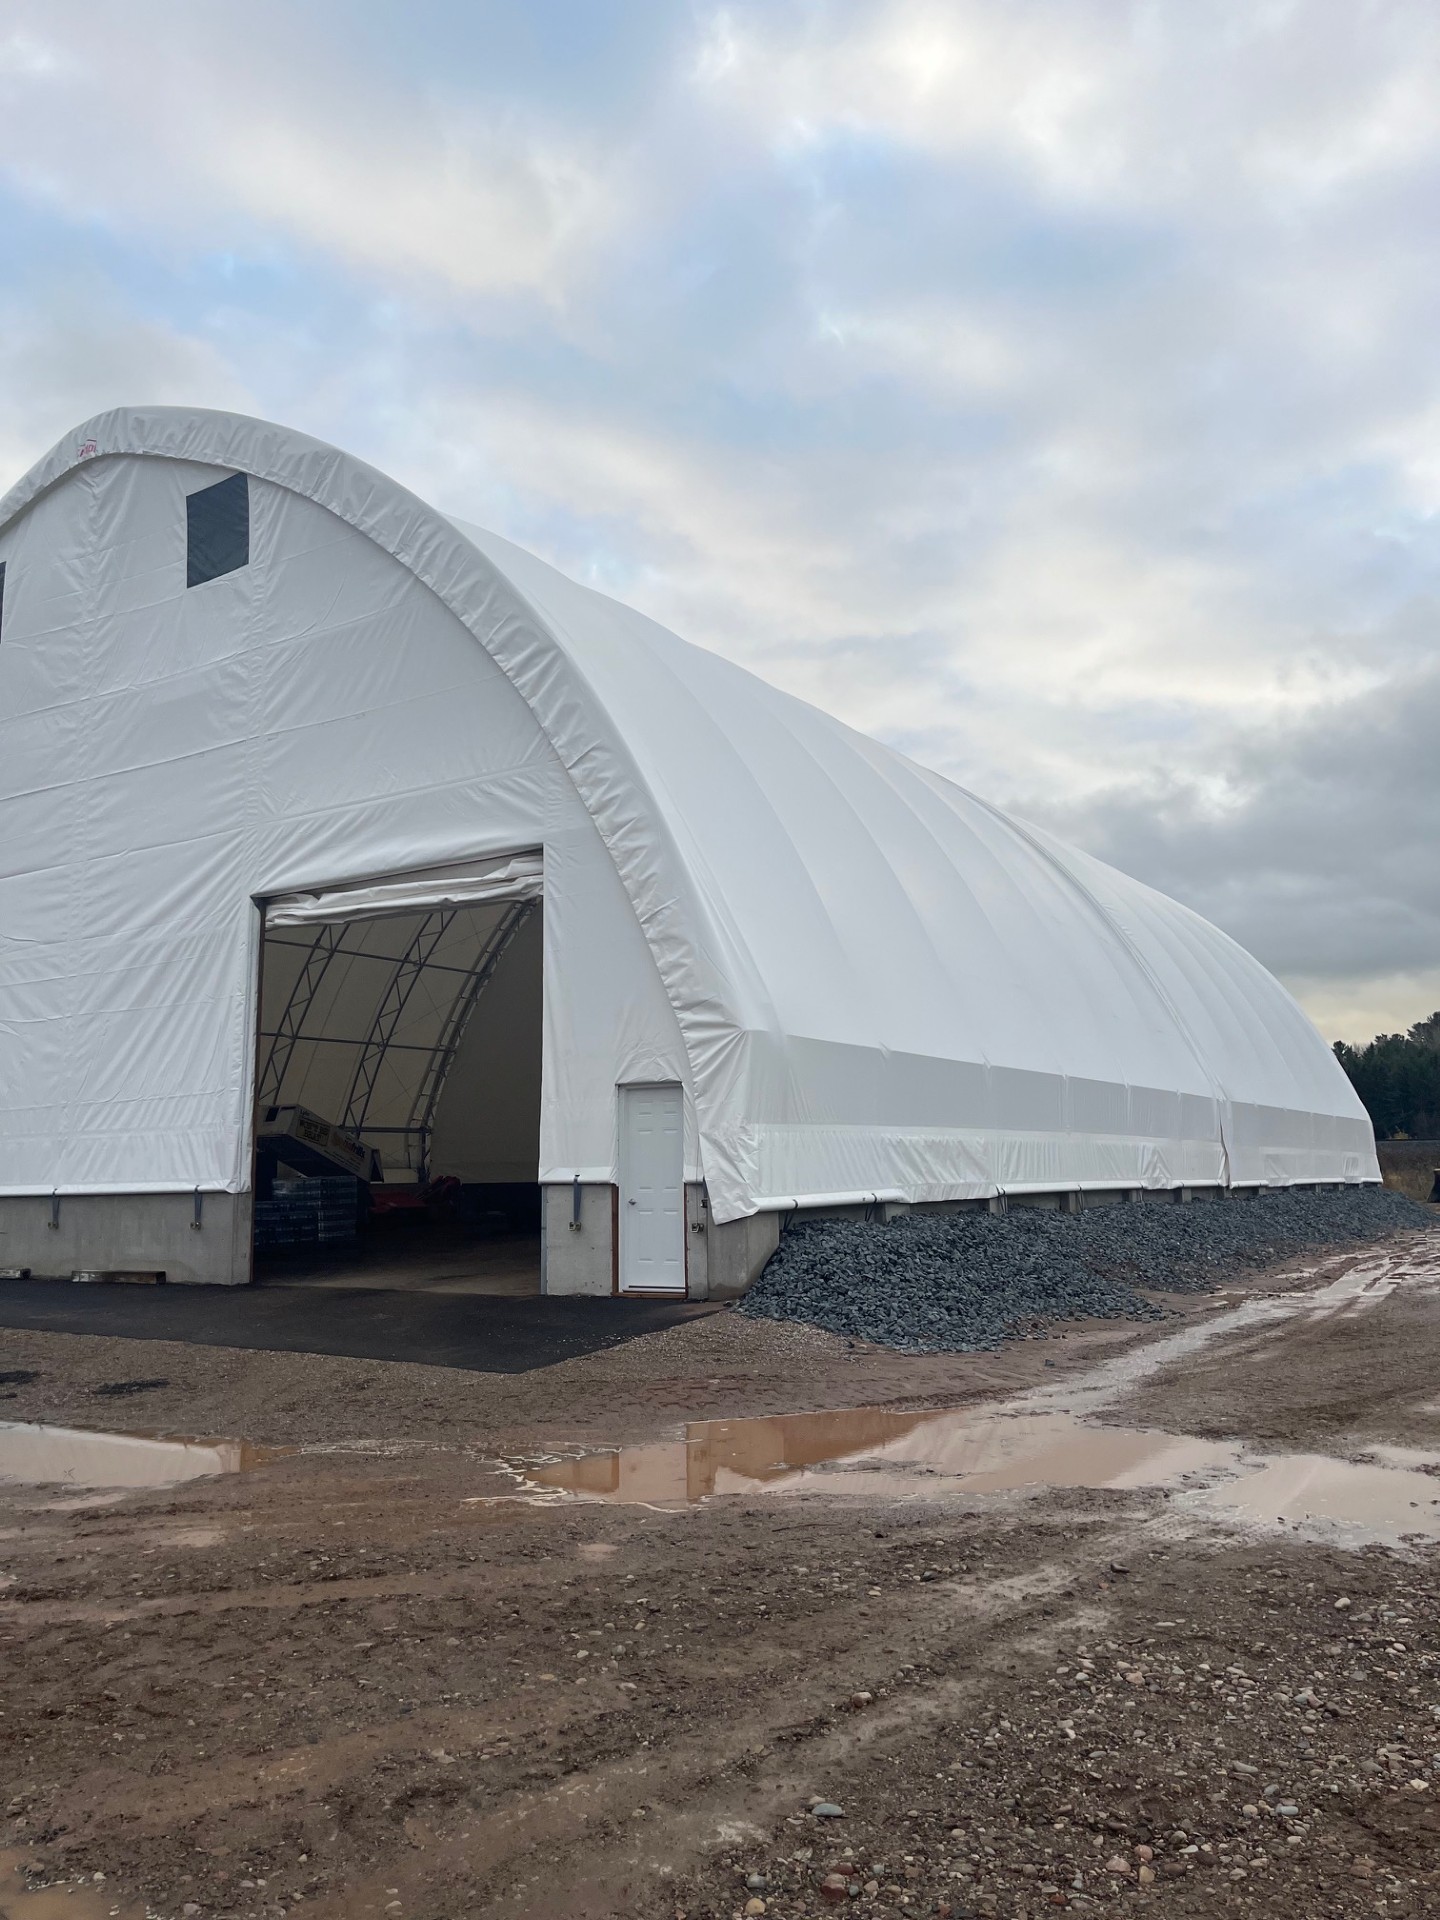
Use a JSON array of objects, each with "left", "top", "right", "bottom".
[
  {"left": 1198, "top": 1453, "right": 1440, "bottom": 1540},
  {"left": 515, "top": 1402, "right": 1440, "bottom": 1547},
  {"left": 0, "top": 1421, "right": 282, "bottom": 1492},
  {"left": 523, "top": 1405, "right": 1233, "bottom": 1506},
  {"left": 526, "top": 1413, "right": 1244, "bottom": 1512}
]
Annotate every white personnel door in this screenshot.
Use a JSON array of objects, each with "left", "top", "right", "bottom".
[{"left": 618, "top": 1083, "right": 685, "bottom": 1294}]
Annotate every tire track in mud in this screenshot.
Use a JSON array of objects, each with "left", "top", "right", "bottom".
[
  {"left": 4, "top": 1467, "right": 1152, "bottom": 1916},
  {"left": 4, "top": 1238, "right": 1438, "bottom": 1918},
  {"left": 281, "top": 1522, "right": 1149, "bottom": 1920}
]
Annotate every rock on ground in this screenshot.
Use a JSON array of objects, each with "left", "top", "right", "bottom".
[{"left": 740, "top": 1186, "right": 1432, "bottom": 1353}]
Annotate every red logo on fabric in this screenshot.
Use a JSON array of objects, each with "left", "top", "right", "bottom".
[{"left": 77, "top": 439, "right": 98, "bottom": 459}]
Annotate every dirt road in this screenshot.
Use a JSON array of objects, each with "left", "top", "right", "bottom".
[{"left": 2, "top": 1236, "right": 1438, "bottom": 1919}]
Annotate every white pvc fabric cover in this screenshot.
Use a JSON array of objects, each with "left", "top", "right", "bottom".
[
  {"left": 0, "top": 409, "right": 1378, "bottom": 1218},
  {"left": 265, "top": 851, "right": 543, "bottom": 926}
]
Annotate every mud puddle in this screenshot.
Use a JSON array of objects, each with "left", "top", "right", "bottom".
[
  {"left": 1191, "top": 1450, "right": 1440, "bottom": 1540},
  {"left": 0, "top": 1421, "right": 282, "bottom": 1492},
  {"left": 506, "top": 1239, "right": 1440, "bottom": 1546},
  {"left": 519, "top": 1404, "right": 1233, "bottom": 1505},
  {"left": 514, "top": 1402, "right": 1440, "bottom": 1544}
]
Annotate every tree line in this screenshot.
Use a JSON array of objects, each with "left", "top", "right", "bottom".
[{"left": 1334, "top": 1012, "right": 1440, "bottom": 1140}]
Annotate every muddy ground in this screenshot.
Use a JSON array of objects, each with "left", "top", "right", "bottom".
[
  {"left": 0, "top": 1291, "right": 1229, "bottom": 1452},
  {"left": 1110, "top": 1262, "right": 1440, "bottom": 1453},
  {"left": 2, "top": 1235, "right": 1439, "bottom": 1920}
]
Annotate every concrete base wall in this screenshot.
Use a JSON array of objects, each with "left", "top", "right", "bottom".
[
  {"left": 540, "top": 1182, "right": 756, "bottom": 1300},
  {"left": 0, "top": 1192, "right": 253, "bottom": 1286},
  {"left": 541, "top": 1182, "right": 614, "bottom": 1296},
  {"left": 0, "top": 1178, "right": 1357, "bottom": 1295},
  {"left": 705, "top": 1210, "right": 781, "bottom": 1300},
  {"left": 693, "top": 1181, "right": 1342, "bottom": 1301},
  {"left": 682, "top": 1184, "right": 711, "bottom": 1298}
]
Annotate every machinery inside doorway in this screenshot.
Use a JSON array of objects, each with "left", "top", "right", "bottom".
[{"left": 252, "top": 865, "right": 543, "bottom": 1296}]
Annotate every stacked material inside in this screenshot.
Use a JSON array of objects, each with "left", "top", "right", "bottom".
[{"left": 253, "top": 1176, "right": 365, "bottom": 1252}]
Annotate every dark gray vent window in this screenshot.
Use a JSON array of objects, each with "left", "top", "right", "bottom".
[
  {"left": 186, "top": 473, "right": 249, "bottom": 588},
  {"left": 0, "top": 561, "right": 6, "bottom": 640}
]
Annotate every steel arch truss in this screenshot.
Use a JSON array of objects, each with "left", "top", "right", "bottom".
[
  {"left": 341, "top": 910, "right": 461, "bottom": 1141},
  {"left": 404, "top": 898, "right": 537, "bottom": 1178},
  {"left": 256, "top": 920, "right": 346, "bottom": 1110},
  {"left": 257, "top": 898, "right": 539, "bottom": 1180}
]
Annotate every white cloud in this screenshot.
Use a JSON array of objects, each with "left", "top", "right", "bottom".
[
  {"left": 2, "top": 0, "right": 1440, "bottom": 1036},
  {"left": 210, "top": 114, "right": 611, "bottom": 299},
  {"left": 0, "top": 3, "right": 621, "bottom": 302},
  {"left": 0, "top": 284, "right": 252, "bottom": 491},
  {"left": 694, "top": 1, "right": 1440, "bottom": 218},
  {"left": 692, "top": 2, "right": 1121, "bottom": 184}
]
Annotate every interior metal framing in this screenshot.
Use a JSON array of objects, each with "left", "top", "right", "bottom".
[{"left": 256, "top": 898, "right": 538, "bottom": 1180}]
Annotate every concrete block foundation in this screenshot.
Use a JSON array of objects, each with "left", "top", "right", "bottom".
[
  {"left": 540, "top": 1183, "right": 614, "bottom": 1296},
  {"left": 0, "top": 1192, "right": 253, "bottom": 1286},
  {"left": 0, "top": 1179, "right": 1362, "bottom": 1298},
  {"left": 538, "top": 1183, "right": 780, "bottom": 1300},
  {"left": 702, "top": 1208, "right": 781, "bottom": 1300}
]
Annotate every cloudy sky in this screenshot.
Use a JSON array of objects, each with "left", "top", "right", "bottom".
[{"left": 2, "top": 0, "right": 1436, "bottom": 1043}]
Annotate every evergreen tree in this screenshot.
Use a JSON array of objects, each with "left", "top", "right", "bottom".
[{"left": 1334, "top": 1012, "right": 1440, "bottom": 1138}]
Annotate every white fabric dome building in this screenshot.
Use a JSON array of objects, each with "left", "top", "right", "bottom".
[{"left": 0, "top": 410, "right": 1377, "bottom": 1294}]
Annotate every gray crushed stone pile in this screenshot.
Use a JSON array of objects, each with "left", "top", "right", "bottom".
[{"left": 738, "top": 1185, "right": 1432, "bottom": 1353}]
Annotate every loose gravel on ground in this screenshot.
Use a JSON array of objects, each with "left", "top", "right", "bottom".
[
  {"left": 740, "top": 1186, "right": 1432, "bottom": 1353},
  {"left": 664, "top": 1546, "right": 1440, "bottom": 1920}
]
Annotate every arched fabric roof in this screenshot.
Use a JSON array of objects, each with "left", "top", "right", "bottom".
[{"left": 0, "top": 409, "right": 1378, "bottom": 1215}]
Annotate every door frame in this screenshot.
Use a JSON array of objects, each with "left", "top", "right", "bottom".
[
  {"left": 247, "top": 848, "right": 545, "bottom": 1274},
  {"left": 616, "top": 1080, "right": 687, "bottom": 1296}
]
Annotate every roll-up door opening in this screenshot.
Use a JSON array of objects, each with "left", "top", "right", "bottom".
[{"left": 252, "top": 855, "right": 543, "bottom": 1296}]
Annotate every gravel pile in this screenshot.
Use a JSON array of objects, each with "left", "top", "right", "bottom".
[{"left": 739, "top": 1185, "right": 1432, "bottom": 1353}]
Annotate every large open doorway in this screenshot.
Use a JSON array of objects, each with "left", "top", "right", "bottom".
[{"left": 251, "top": 861, "right": 543, "bottom": 1296}]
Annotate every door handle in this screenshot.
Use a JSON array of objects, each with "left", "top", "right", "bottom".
[{"left": 627, "top": 1198, "right": 636, "bottom": 1206}]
